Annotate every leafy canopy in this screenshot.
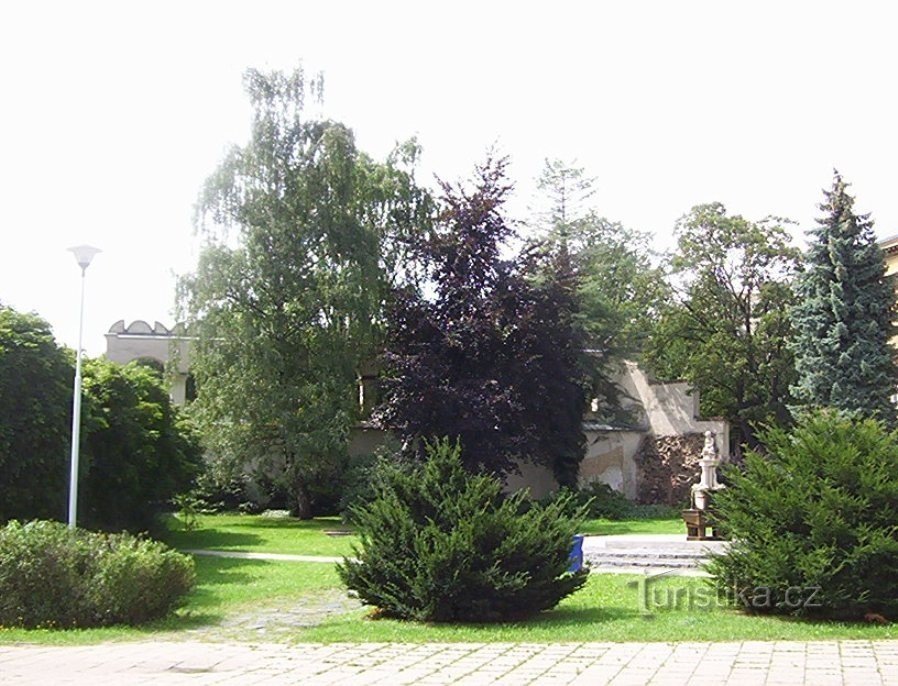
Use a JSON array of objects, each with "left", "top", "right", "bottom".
[
  {"left": 644, "top": 203, "right": 799, "bottom": 448},
  {"left": 376, "top": 158, "right": 591, "bottom": 485},
  {"left": 531, "top": 159, "right": 670, "bottom": 361},
  {"left": 80, "top": 359, "right": 203, "bottom": 533},
  {"left": 178, "top": 67, "right": 432, "bottom": 517},
  {"left": 0, "top": 305, "right": 72, "bottom": 522},
  {"left": 0, "top": 305, "right": 199, "bottom": 532}
]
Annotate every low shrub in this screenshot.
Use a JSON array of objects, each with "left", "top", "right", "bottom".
[
  {"left": 540, "top": 482, "right": 681, "bottom": 521},
  {"left": 338, "top": 438, "right": 588, "bottom": 623},
  {"left": 707, "top": 410, "right": 898, "bottom": 618},
  {"left": 0, "top": 520, "right": 195, "bottom": 628}
]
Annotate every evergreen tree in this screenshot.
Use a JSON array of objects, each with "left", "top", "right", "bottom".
[
  {"left": 790, "top": 172, "right": 897, "bottom": 422},
  {"left": 530, "top": 159, "right": 670, "bottom": 360}
]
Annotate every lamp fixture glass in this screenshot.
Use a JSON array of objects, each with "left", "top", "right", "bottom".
[{"left": 68, "top": 245, "right": 102, "bottom": 270}]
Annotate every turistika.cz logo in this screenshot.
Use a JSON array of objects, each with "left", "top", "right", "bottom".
[{"left": 628, "top": 571, "right": 823, "bottom": 615}]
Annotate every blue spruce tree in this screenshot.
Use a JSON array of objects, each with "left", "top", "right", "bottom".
[{"left": 790, "top": 172, "right": 897, "bottom": 422}]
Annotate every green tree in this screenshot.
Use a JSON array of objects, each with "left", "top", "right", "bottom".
[
  {"left": 790, "top": 172, "right": 897, "bottom": 422},
  {"left": 531, "top": 159, "right": 669, "bottom": 361},
  {"left": 0, "top": 305, "right": 72, "bottom": 522},
  {"left": 708, "top": 411, "right": 898, "bottom": 618},
  {"left": 644, "top": 203, "right": 800, "bottom": 449},
  {"left": 80, "top": 359, "right": 202, "bottom": 532},
  {"left": 528, "top": 161, "right": 670, "bottom": 428},
  {"left": 535, "top": 158, "right": 596, "bottom": 243},
  {"left": 0, "top": 305, "right": 200, "bottom": 532},
  {"left": 179, "top": 67, "right": 432, "bottom": 518}
]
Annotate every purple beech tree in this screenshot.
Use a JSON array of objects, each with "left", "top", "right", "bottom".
[{"left": 375, "top": 158, "right": 593, "bottom": 486}]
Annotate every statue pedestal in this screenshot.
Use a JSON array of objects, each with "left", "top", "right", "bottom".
[{"left": 681, "top": 508, "right": 723, "bottom": 541}]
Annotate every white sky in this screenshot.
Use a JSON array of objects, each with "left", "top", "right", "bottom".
[{"left": 2, "top": 1, "right": 897, "bottom": 354}]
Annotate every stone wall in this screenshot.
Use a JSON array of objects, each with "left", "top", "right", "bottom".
[{"left": 633, "top": 433, "right": 706, "bottom": 506}]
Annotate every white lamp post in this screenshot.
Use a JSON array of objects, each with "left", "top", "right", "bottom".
[{"left": 67, "top": 245, "right": 101, "bottom": 529}]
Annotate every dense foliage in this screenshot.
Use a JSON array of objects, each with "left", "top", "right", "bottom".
[
  {"left": 644, "top": 203, "right": 799, "bottom": 448},
  {"left": 179, "top": 67, "right": 433, "bottom": 518},
  {"left": 531, "top": 159, "right": 670, "bottom": 362},
  {"left": 0, "top": 306, "right": 200, "bottom": 532},
  {"left": 790, "top": 173, "right": 897, "bottom": 423},
  {"left": 338, "top": 439, "right": 588, "bottom": 622},
  {"left": 0, "top": 520, "right": 195, "bottom": 628},
  {"left": 707, "top": 411, "right": 898, "bottom": 618},
  {"left": 376, "top": 158, "right": 591, "bottom": 484},
  {"left": 0, "top": 306, "right": 72, "bottom": 522},
  {"left": 80, "top": 359, "right": 203, "bottom": 533},
  {"left": 542, "top": 481, "right": 679, "bottom": 520}
]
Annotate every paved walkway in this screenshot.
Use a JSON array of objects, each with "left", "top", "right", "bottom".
[{"left": 3, "top": 639, "right": 898, "bottom": 684}]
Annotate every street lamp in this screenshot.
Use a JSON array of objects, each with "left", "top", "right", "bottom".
[{"left": 67, "top": 245, "right": 101, "bottom": 529}]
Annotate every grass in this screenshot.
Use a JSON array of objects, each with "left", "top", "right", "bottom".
[
  {"left": 0, "top": 556, "right": 339, "bottom": 645},
  {"left": 300, "top": 573, "right": 898, "bottom": 643},
  {"left": 4, "top": 558, "right": 895, "bottom": 645},
  {"left": 160, "top": 513, "right": 358, "bottom": 557},
  {"left": 580, "top": 516, "right": 684, "bottom": 536},
  {"left": 4, "top": 512, "right": 894, "bottom": 645},
  {"left": 160, "top": 512, "right": 685, "bottom": 555}
]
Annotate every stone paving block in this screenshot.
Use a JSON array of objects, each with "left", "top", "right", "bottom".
[
  {"left": 10, "top": 639, "right": 898, "bottom": 684},
  {"left": 573, "top": 665, "right": 623, "bottom": 682}
]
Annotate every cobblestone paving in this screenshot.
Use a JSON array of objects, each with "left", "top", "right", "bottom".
[
  {"left": 177, "top": 590, "right": 362, "bottom": 643},
  {"left": 3, "top": 640, "right": 898, "bottom": 685}
]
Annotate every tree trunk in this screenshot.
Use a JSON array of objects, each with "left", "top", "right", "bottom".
[{"left": 292, "top": 481, "right": 313, "bottom": 520}]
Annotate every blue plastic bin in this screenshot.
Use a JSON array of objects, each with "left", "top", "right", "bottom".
[{"left": 568, "top": 534, "right": 584, "bottom": 573}]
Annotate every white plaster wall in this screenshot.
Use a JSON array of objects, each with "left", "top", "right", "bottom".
[
  {"left": 579, "top": 430, "right": 643, "bottom": 499},
  {"left": 618, "top": 361, "right": 729, "bottom": 459},
  {"left": 504, "top": 461, "right": 558, "bottom": 499},
  {"left": 104, "top": 322, "right": 192, "bottom": 405}
]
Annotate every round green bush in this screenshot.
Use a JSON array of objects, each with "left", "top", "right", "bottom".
[
  {"left": 0, "top": 520, "right": 195, "bottom": 628},
  {"left": 338, "top": 438, "right": 589, "bottom": 623},
  {"left": 707, "top": 410, "right": 898, "bottom": 618}
]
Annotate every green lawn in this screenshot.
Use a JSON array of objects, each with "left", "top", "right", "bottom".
[
  {"left": 301, "top": 573, "right": 898, "bottom": 643},
  {"left": 0, "top": 556, "right": 338, "bottom": 645},
  {"left": 3, "top": 557, "right": 895, "bottom": 645},
  {"left": 161, "top": 513, "right": 359, "bottom": 557},
  {"left": 580, "top": 517, "right": 684, "bottom": 536},
  {"left": 160, "top": 512, "right": 685, "bottom": 556},
  {"left": 3, "top": 512, "right": 893, "bottom": 645}
]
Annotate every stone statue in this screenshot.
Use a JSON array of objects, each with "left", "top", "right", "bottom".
[{"left": 691, "top": 430, "right": 724, "bottom": 509}]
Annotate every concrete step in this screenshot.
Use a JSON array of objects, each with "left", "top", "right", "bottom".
[
  {"left": 578, "top": 534, "right": 727, "bottom": 576},
  {"left": 585, "top": 554, "right": 702, "bottom": 569},
  {"left": 586, "top": 548, "right": 709, "bottom": 560}
]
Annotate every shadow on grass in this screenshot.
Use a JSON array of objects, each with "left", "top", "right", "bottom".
[
  {"left": 218, "top": 517, "right": 350, "bottom": 531},
  {"left": 154, "top": 556, "right": 283, "bottom": 631},
  {"left": 537, "top": 604, "right": 642, "bottom": 626},
  {"left": 164, "top": 529, "right": 265, "bottom": 550},
  {"left": 580, "top": 520, "right": 679, "bottom": 536},
  {"left": 192, "top": 555, "right": 264, "bottom": 585}
]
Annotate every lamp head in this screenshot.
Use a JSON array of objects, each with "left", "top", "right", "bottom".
[{"left": 68, "top": 245, "right": 101, "bottom": 271}]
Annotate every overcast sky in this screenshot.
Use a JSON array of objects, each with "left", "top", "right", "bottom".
[{"left": 2, "top": 1, "right": 897, "bottom": 354}]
